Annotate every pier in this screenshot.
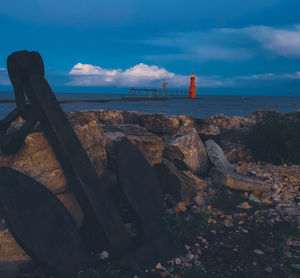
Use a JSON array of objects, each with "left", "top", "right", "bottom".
[{"left": 128, "top": 88, "right": 188, "bottom": 98}]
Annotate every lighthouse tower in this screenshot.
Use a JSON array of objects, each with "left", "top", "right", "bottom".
[{"left": 189, "top": 73, "right": 196, "bottom": 99}]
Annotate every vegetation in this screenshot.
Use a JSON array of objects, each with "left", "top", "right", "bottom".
[{"left": 247, "top": 111, "right": 300, "bottom": 164}]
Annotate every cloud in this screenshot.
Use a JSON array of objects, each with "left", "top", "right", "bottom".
[
  {"left": 68, "top": 62, "right": 230, "bottom": 88},
  {"left": 68, "top": 62, "right": 300, "bottom": 89},
  {"left": 238, "top": 71, "right": 300, "bottom": 81},
  {"left": 222, "top": 25, "right": 300, "bottom": 57},
  {"left": 144, "top": 24, "right": 300, "bottom": 62}
]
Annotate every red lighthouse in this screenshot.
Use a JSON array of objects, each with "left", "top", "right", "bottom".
[{"left": 189, "top": 73, "right": 196, "bottom": 99}]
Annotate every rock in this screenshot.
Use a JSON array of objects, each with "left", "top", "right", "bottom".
[
  {"left": 194, "top": 195, "right": 206, "bottom": 206},
  {"left": 291, "top": 264, "right": 300, "bottom": 270},
  {"left": 177, "top": 115, "right": 195, "bottom": 129},
  {"left": 249, "top": 194, "right": 261, "bottom": 204},
  {"left": 97, "top": 110, "right": 124, "bottom": 125},
  {"left": 99, "top": 251, "right": 109, "bottom": 260},
  {"left": 104, "top": 124, "right": 164, "bottom": 167},
  {"left": 253, "top": 249, "right": 264, "bottom": 255},
  {"left": 0, "top": 111, "right": 107, "bottom": 195},
  {"left": 154, "top": 159, "right": 199, "bottom": 205},
  {"left": 225, "top": 147, "right": 253, "bottom": 163},
  {"left": 205, "top": 139, "right": 234, "bottom": 171},
  {"left": 264, "top": 267, "right": 272, "bottom": 273},
  {"left": 139, "top": 113, "right": 180, "bottom": 134},
  {"left": 163, "top": 128, "right": 209, "bottom": 174},
  {"left": 174, "top": 258, "right": 181, "bottom": 265},
  {"left": 194, "top": 119, "right": 220, "bottom": 136},
  {"left": 0, "top": 229, "right": 31, "bottom": 267},
  {"left": 237, "top": 202, "right": 252, "bottom": 209},
  {"left": 209, "top": 167, "right": 272, "bottom": 192}
]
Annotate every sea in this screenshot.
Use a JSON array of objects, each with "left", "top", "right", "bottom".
[{"left": 1, "top": 91, "right": 300, "bottom": 119}]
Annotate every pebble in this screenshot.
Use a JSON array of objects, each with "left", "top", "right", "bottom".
[
  {"left": 291, "top": 264, "right": 300, "bottom": 270},
  {"left": 185, "top": 253, "right": 194, "bottom": 261},
  {"left": 194, "top": 260, "right": 201, "bottom": 266},
  {"left": 174, "top": 257, "right": 181, "bottom": 265},
  {"left": 249, "top": 194, "right": 261, "bottom": 203},
  {"left": 237, "top": 202, "right": 252, "bottom": 209},
  {"left": 184, "top": 262, "right": 192, "bottom": 268},
  {"left": 264, "top": 267, "right": 272, "bottom": 273},
  {"left": 253, "top": 249, "right": 264, "bottom": 255},
  {"left": 99, "top": 250, "right": 109, "bottom": 259},
  {"left": 160, "top": 271, "right": 169, "bottom": 277},
  {"left": 155, "top": 263, "right": 162, "bottom": 270}
]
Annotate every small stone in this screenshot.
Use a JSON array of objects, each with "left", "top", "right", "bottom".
[
  {"left": 194, "top": 260, "right": 201, "bottom": 266},
  {"left": 160, "top": 271, "right": 170, "bottom": 277},
  {"left": 185, "top": 254, "right": 194, "bottom": 261},
  {"left": 249, "top": 194, "right": 261, "bottom": 203},
  {"left": 242, "top": 229, "right": 248, "bottom": 233},
  {"left": 291, "top": 264, "right": 300, "bottom": 270},
  {"left": 174, "top": 257, "right": 181, "bottom": 265},
  {"left": 99, "top": 250, "right": 109, "bottom": 259},
  {"left": 264, "top": 267, "right": 272, "bottom": 273},
  {"left": 194, "top": 195, "right": 205, "bottom": 206},
  {"left": 155, "top": 263, "right": 162, "bottom": 270},
  {"left": 184, "top": 262, "right": 192, "bottom": 268},
  {"left": 253, "top": 249, "right": 264, "bottom": 255},
  {"left": 237, "top": 202, "right": 252, "bottom": 209},
  {"left": 184, "top": 244, "right": 190, "bottom": 250},
  {"left": 176, "top": 202, "right": 187, "bottom": 212}
]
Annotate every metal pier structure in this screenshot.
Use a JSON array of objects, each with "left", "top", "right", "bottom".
[{"left": 128, "top": 88, "right": 188, "bottom": 98}]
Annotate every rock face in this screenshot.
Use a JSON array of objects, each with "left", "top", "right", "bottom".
[
  {"left": 139, "top": 113, "right": 180, "bottom": 134},
  {"left": 0, "top": 112, "right": 107, "bottom": 195},
  {"left": 205, "top": 139, "right": 234, "bottom": 171},
  {"left": 163, "top": 128, "right": 209, "bottom": 174},
  {"left": 209, "top": 167, "right": 272, "bottom": 192},
  {"left": 104, "top": 124, "right": 164, "bottom": 167}
]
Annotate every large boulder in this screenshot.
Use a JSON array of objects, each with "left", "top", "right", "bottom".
[
  {"left": 154, "top": 159, "right": 208, "bottom": 205},
  {"left": 104, "top": 124, "right": 164, "bottom": 167},
  {"left": 209, "top": 167, "right": 272, "bottom": 192},
  {"left": 139, "top": 113, "right": 180, "bottom": 134},
  {"left": 163, "top": 127, "right": 209, "bottom": 174},
  {"left": 0, "top": 112, "right": 107, "bottom": 195},
  {"left": 205, "top": 139, "right": 234, "bottom": 171}
]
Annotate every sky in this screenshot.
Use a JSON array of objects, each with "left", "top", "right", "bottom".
[{"left": 0, "top": 0, "right": 300, "bottom": 95}]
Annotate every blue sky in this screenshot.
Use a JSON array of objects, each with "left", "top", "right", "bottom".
[{"left": 0, "top": 0, "right": 300, "bottom": 95}]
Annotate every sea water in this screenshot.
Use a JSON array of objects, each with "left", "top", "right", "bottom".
[{"left": 0, "top": 91, "right": 300, "bottom": 119}]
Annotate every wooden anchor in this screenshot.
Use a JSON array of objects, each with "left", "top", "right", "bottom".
[{"left": 0, "top": 50, "right": 170, "bottom": 276}]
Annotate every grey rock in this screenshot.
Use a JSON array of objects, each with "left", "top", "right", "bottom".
[
  {"left": 205, "top": 139, "right": 234, "bottom": 171},
  {"left": 209, "top": 167, "right": 272, "bottom": 192},
  {"left": 291, "top": 264, "right": 300, "bottom": 270},
  {"left": 163, "top": 128, "right": 209, "bottom": 174},
  {"left": 104, "top": 124, "right": 164, "bottom": 167},
  {"left": 253, "top": 249, "right": 264, "bottom": 255},
  {"left": 249, "top": 194, "right": 261, "bottom": 203}
]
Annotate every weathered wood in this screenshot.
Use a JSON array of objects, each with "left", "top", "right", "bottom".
[
  {"left": 6, "top": 50, "right": 133, "bottom": 256},
  {"left": 117, "top": 137, "right": 170, "bottom": 269},
  {"left": 0, "top": 167, "right": 93, "bottom": 278}
]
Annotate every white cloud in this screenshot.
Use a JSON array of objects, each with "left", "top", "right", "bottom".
[
  {"left": 144, "top": 24, "right": 300, "bottom": 61},
  {"left": 68, "top": 62, "right": 230, "bottom": 88},
  {"left": 238, "top": 71, "right": 300, "bottom": 81},
  {"left": 68, "top": 63, "right": 300, "bottom": 89},
  {"left": 0, "top": 67, "right": 6, "bottom": 72},
  {"left": 222, "top": 25, "right": 300, "bottom": 57}
]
